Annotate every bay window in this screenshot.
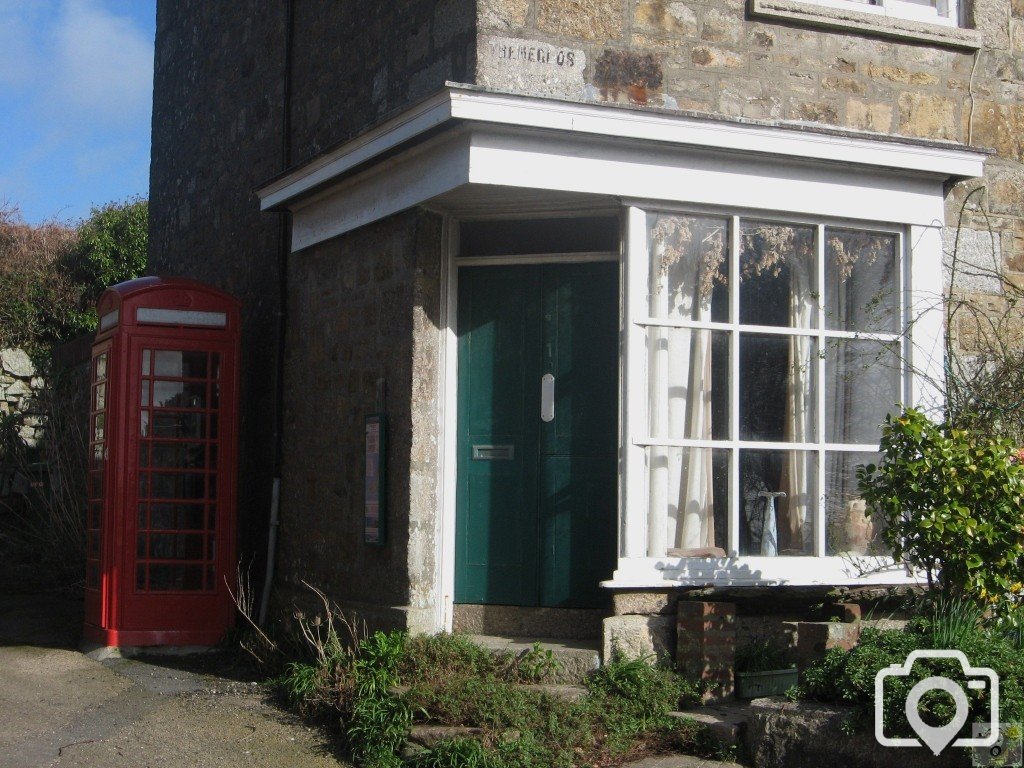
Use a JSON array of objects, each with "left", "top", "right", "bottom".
[{"left": 628, "top": 209, "right": 905, "bottom": 568}]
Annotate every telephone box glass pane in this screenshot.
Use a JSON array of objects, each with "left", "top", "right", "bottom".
[
  {"left": 153, "top": 350, "right": 209, "bottom": 379},
  {"left": 153, "top": 380, "right": 207, "bottom": 409}
]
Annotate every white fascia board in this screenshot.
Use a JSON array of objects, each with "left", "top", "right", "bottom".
[
  {"left": 450, "top": 88, "right": 986, "bottom": 180},
  {"left": 289, "top": 131, "right": 471, "bottom": 252},
  {"left": 258, "top": 86, "right": 986, "bottom": 213},
  {"left": 258, "top": 90, "right": 456, "bottom": 211},
  {"left": 467, "top": 127, "right": 948, "bottom": 226}
]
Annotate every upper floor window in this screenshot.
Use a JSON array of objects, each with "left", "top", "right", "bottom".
[{"left": 807, "top": 0, "right": 959, "bottom": 26}]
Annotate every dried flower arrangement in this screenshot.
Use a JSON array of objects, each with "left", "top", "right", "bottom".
[{"left": 650, "top": 215, "right": 727, "bottom": 301}]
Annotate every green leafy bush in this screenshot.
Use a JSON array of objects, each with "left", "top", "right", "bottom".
[
  {"left": 0, "top": 200, "right": 147, "bottom": 358},
  {"left": 799, "top": 618, "right": 1024, "bottom": 737},
  {"left": 858, "top": 408, "right": 1024, "bottom": 622}
]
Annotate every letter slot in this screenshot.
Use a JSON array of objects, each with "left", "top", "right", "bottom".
[{"left": 472, "top": 444, "right": 515, "bottom": 461}]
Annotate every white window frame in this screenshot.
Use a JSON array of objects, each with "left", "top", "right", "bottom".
[
  {"left": 625, "top": 205, "right": 906, "bottom": 554},
  {"left": 616, "top": 206, "right": 947, "bottom": 588}
]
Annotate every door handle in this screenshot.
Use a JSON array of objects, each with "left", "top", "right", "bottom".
[{"left": 541, "top": 373, "right": 555, "bottom": 423}]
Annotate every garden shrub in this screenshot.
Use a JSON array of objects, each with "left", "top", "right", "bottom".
[
  {"left": 858, "top": 408, "right": 1024, "bottom": 624},
  {"left": 799, "top": 615, "right": 1024, "bottom": 737},
  {"left": 0, "top": 199, "right": 148, "bottom": 359}
]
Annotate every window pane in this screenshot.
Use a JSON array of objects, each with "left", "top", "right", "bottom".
[
  {"left": 825, "top": 228, "right": 899, "bottom": 333},
  {"left": 740, "top": 333, "right": 816, "bottom": 442},
  {"left": 149, "top": 472, "right": 207, "bottom": 500},
  {"left": 147, "top": 564, "right": 204, "bottom": 591},
  {"left": 647, "top": 213, "right": 729, "bottom": 323},
  {"left": 824, "top": 339, "right": 900, "bottom": 443},
  {"left": 647, "top": 446, "right": 728, "bottom": 555},
  {"left": 740, "top": 221, "right": 817, "bottom": 328},
  {"left": 150, "top": 412, "right": 206, "bottom": 439},
  {"left": 647, "top": 328, "right": 729, "bottom": 440},
  {"left": 150, "top": 502, "right": 206, "bottom": 531},
  {"left": 150, "top": 533, "right": 204, "bottom": 560},
  {"left": 154, "top": 350, "right": 209, "bottom": 379},
  {"left": 150, "top": 442, "right": 207, "bottom": 470},
  {"left": 740, "top": 449, "right": 815, "bottom": 556},
  {"left": 153, "top": 381, "right": 207, "bottom": 409},
  {"left": 825, "top": 452, "right": 890, "bottom": 556}
]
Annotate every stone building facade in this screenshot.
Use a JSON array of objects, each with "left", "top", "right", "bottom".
[{"left": 148, "top": 0, "right": 1020, "bottom": 659}]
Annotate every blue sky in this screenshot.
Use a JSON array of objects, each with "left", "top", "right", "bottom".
[{"left": 0, "top": 0, "right": 155, "bottom": 224}]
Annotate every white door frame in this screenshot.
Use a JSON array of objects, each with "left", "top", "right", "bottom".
[{"left": 434, "top": 218, "right": 621, "bottom": 631}]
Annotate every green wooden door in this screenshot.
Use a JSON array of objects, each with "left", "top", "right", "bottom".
[{"left": 455, "top": 262, "right": 618, "bottom": 608}]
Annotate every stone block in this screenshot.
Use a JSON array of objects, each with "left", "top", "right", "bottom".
[
  {"left": 791, "top": 100, "right": 840, "bottom": 125},
  {"left": 701, "top": 9, "right": 743, "bottom": 45},
  {"left": 603, "top": 614, "right": 676, "bottom": 663},
  {"left": 897, "top": 92, "right": 959, "bottom": 141},
  {"left": 690, "top": 46, "right": 745, "bottom": 69},
  {"left": 942, "top": 226, "right": 1003, "bottom": 293},
  {"left": 971, "top": 101, "right": 1024, "bottom": 161},
  {"left": 746, "top": 697, "right": 964, "bottom": 768},
  {"left": 1, "top": 349, "right": 34, "bottom": 378},
  {"left": 479, "top": 0, "right": 531, "bottom": 31},
  {"left": 612, "top": 590, "right": 679, "bottom": 616},
  {"left": 795, "top": 621, "right": 860, "bottom": 668},
  {"left": 634, "top": 1, "right": 698, "bottom": 37},
  {"left": 536, "top": 0, "right": 625, "bottom": 42},
  {"left": 845, "top": 98, "right": 893, "bottom": 132}
]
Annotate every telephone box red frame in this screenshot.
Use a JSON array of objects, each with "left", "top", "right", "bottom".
[{"left": 83, "top": 277, "right": 240, "bottom": 647}]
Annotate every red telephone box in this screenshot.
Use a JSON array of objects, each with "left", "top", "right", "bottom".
[{"left": 83, "top": 277, "right": 240, "bottom": 647}]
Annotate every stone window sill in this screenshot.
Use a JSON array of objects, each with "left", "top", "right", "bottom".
[{"left": 750, "top": 0, "right": 983, "bottom": 50}]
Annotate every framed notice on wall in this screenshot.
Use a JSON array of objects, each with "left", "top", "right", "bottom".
[{"left": 364, "top": 413, "right": 387, "bottom": 545}]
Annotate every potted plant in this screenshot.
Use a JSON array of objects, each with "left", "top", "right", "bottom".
[{"left": 734, "top": 639, "right": 798, "bottom": 699}]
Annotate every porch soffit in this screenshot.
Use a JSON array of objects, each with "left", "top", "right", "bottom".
[{"left": 256, "top": 84, "right": 988, "bottom": 252}]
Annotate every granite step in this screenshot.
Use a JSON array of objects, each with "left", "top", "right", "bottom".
[
  {"left": 469, "top": 635, "right": 601, "bottom": 684},
  {"left": 670, "top": 701, "right": 751, "bottom": 748}
]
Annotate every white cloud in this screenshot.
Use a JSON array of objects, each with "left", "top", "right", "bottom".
[
  {"left": 49, "top": 0, "right": 154, "bottom": 126},
  {"left": 0, "top": 0, "right": 154, "bottom": 222},
  {"left": 0, "top": 2, "right": 49, "bottom": 89}
]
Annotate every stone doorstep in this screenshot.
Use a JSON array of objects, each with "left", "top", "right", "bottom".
[
  {"left": 671, "top": 702, "right": 750, "bottom": 748},
  {"left": 515, "top": 682, "right": 588, "bottom": 701},
  {"left": 469, "top": 635, "right": 601, "bottom": 684},
  {"left": 407, "top": 724, "right": 487, "bottom": 749}
]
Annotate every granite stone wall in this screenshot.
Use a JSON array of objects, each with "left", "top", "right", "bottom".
[
  {"left": 474, "top": 0, "right": 1023, "bottom": 278},
  {"left": 275, "top": 209, "right": 444, "bottom": 632},
  {"left": 0, "top": 349, "right": 45, "bottom": 447},
  {"left": 148, "top": 0, "right": 474, "bottom": 582}
]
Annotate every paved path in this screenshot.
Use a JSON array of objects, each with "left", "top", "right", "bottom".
[{"left": 0, "top": 593, "right": 348, "bottom": 768}]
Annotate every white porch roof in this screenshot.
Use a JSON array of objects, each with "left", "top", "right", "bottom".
[{"left": 256, "top": 83, "right": 987, "bottom": 253}]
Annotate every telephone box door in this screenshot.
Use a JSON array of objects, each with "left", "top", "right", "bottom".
[{"left": 120, "top": 337, "right": 236, "bottom": 634}]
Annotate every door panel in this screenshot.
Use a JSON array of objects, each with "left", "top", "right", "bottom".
[
  {"left": 540, "top": 262, "right": 619, "bottom": 606},
  {"left": 456, "top": 261, "right": 618, "bottom": 608},
  {"left": 456, "top": 267, "right": 540, "bottom": 605}
]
